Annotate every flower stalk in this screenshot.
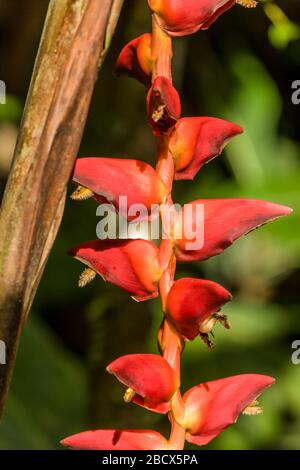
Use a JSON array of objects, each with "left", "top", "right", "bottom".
[{"left": 151, "top": 15, "right": 173, "bottom": 81}]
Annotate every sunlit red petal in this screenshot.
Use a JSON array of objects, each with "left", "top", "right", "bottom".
[
  {"left": 61, "top": 429, "right": 169, "bottom": 450},
  {"left": 169, "top": 117, "right": 243, "bottom": 180},
  {"left": 148, "top": 0, "right": 237, "bottom": 36},
  {"left": 72, "top": 158, "right": 167, "bottom": 219},
  {"left": 166, "top": 278, "right": 231, "bottom": 340},
  {"left": 116, "top": 34, "right": 152, "bottom": 85},
  {"left": 68, "top": 239, "right": 162, "bottom": 300},
  {"left": 107, "top": 354, "right": 180, "bottom": 413},
  {"left": 183, "top": 374, "right": 275, "bottom": 445},
  {"left": 175, "top": 199, "right": 292, "bottom": 262},
  {"left": 147, "top": 76, "right": 181, "bottom": 135}
]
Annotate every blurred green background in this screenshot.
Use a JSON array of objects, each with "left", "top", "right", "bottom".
[{"left": 0, "top": 0, "right": 300, "bottom": 450}]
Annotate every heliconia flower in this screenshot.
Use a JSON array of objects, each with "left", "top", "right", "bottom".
[
  {"left": 169, "top": 117, "right": 243, "bottom": 180},
  {"left": 71, "top": 158, "right": 167, "bottom": 219},
  {"left": 107, "top": 354, "right": 180, "bottom": 413},
  {"left": 68, "top": 239, "right": 162, "bottom": 301},
  {"left": 166, "top": 278, "right": 231, "bottom": 347},
  {"left": 175, "top": 199, "right": 292, "bottom": 262},
  {"left": 115, "top": 34, "right": 153, "bottom": 86},
  {"left": 61, "top": 429, "right": 170, "bottom": 450},
  {"left": 180, "top": 374, "right": 274, "bottom": 446},
  {"left": 147, "top": 76, "right": 181, "bottom": 135},
  {"left": 148, "top": 0, "right": 257, "bottom": 37}
]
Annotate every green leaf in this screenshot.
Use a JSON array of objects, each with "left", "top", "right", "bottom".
[{"left": 0, "top": 315, "right": 87, "bottom": 449}]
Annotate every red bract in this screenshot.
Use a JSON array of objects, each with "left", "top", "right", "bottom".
[
  {"left": 116, "top": 34, "right": 152, "bottom": 86},
  {"left": 169, "top": 117, "right": 243, "bottom": 180},
  {"left": 175, "top": 198, "right": 292, "bottom": 262},
  {"left": 107, "top": 354, "right": 180, "bottom": 413},
  {"left": 68, "top": 239, "right": 162, "bottom": 301},
  {"left": 61, "top": 429, "right": 169, "bottom": 450},
  {"left": 72, "top": 157, "right": 167, "bottom": 219},
  {"left": 181, "top": 374, "right": 274, "bottom": 445},
  {"left": 147, "top": 76, "right": 181, "bottom": 135},
  {"left": 148, "top": 0, "right": 257, "bottom": 37},
  {"left": 166, "top": 278, "right": 232, "bottom": 341}
]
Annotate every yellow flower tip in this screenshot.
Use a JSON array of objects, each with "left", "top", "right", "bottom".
[
  {"left": 236, "top": 0, "right": 258, "bottom": 8},
  {"left": 243, "top": 400, "right": 263, "bottom": 416},
  {"left": 214, "top": 313, "right": 231, "bottom": 330},
  {"left": 71, "top": 185, "right": 94, "bottom": 201},
  {"left": 199, "top": 332, "right": 215, "bottom": 350},
  {"left": 152, "top": 104, "right": 166, "bottom": 123},
  {"left": 123, "top": 387, "right": 136, "bottom": 403},
  {"left": 78, "top": 268, "right": 97, "bottom": 288}
]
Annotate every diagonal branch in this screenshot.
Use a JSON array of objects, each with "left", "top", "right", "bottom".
[{"left": 0, "top": 0, "right": 124, "bottom": 417}]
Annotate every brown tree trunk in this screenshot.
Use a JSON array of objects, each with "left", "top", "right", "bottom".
[{"left": 0, "top": 0, "right": 124, "bottom": 417}]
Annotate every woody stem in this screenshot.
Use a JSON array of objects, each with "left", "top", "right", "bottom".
[{"left": 0, "top": 0, "right": 124, "bottom": 419}]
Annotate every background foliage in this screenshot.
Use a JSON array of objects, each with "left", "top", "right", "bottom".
[{"left": 0, "top": 0, "right": 299, "bottom": 449}]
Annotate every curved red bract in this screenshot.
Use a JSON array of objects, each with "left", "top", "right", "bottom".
[
  {"left": 68, "top": 239, "right": 162, "bottom": 301},
  {"left": 147, "top": 76, "right": 181, "bottom": 135},
  {"left": 166, "top": 278, "right": 231, "bottom": 340},
  {"left": 72, "top": 157, "right": 167, "bottom": 219},
  {"left": 61, "top": 429, "right": 169, "bottom": 450},
  {"left": 169, "top": 117, "right": 243, "bottom": 180},
  {"left": 107, "top": 353, "right": 180, "bottom": 413},
  {"left": 175, "top": 198, "right": 292, "bottom": 262},
  {"left": 183, "top": 374, "right": 275, "bottom": 445},
  {"left": 148, "top": 0, "right": 237, "bottom": 36},
  {"left": 116, "top": 34, "right": 153, "bottom": 85}
]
